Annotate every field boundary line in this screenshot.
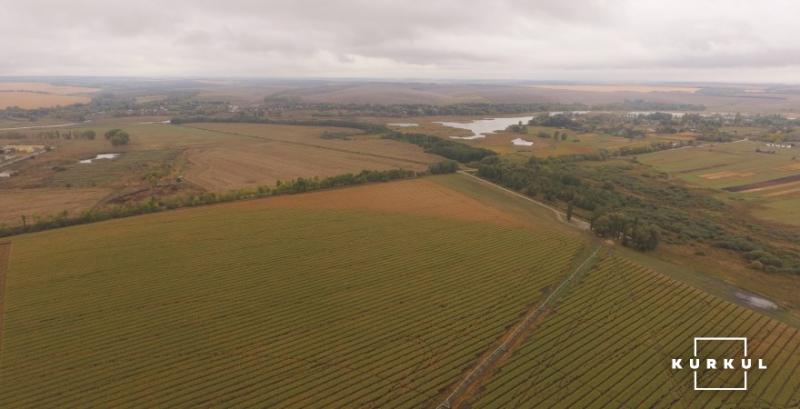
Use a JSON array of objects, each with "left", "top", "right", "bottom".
[
  {"left": 436, "top": 245, "right": 602, "bottom": 409},
  {"left": 457, "top": 171, "right": 590, "bottom": 230},
  {"left": 0, "top": 241, "right": 10, "bottom": 356}
]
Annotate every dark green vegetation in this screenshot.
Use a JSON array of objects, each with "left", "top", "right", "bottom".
[
  {"left": 477, "top": 156, "right": 800, "bottom": 273},
  {"left": 383, "top": 132, "right": 495, "bottom": 163},
  {"left": 526, "top": 111, "right": 800, "bottom": 143},
  {"left": 1, "top": 193, "right": 582, "bottom": 407},
  {"left": 0, "top": 168, "right": 418, "bottom": 238},
  {"left": 170, "top": 115, "right": 390, "bottom": 134},
  {"left": 103, "top": 128, "right": 130, "bottom": 146}
]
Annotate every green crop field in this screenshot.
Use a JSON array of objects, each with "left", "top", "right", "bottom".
[
  {"left": 0, "top": 195, "right": 584, "bottom": 407},
  {"left": 469, "top": 255, "right": 800, "bottom": 408},
  {"left": 639, "top": 141, "right": 800, "bottom": 190}
]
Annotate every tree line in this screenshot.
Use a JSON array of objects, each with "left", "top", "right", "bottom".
[
  {"left": 475, "top": 155, "right": 800, "bottom": 273},
  {"left": 0, "top": 167, "right": 462, "bottom": 238}
]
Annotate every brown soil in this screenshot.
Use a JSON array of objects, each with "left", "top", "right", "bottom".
[{"left": 234, "top": 177, "right": 528, "bottom": 228}]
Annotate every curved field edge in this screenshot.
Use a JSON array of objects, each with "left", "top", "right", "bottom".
[
  {"left": 0, "top": 199, "right": 585, "bottom": 407},
  {"left": 466, "top": 254, "right": 800, "bottom": 408}
]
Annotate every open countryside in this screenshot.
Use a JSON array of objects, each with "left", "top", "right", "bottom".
[{"left": 3, "top": 2, "right": 800, "bottom": 406}]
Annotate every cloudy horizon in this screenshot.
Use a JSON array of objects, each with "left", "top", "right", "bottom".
[{"left": 3, "top": 0, "right": 800, "bottom": 83}]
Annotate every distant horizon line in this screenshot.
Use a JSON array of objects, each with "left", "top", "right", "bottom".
[{"left": 0, "top": 76, "right": 797, "bottom": 87}]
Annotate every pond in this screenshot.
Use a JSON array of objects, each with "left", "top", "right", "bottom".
[
  {"left": 80, "top": 153, "right": 119, "bottom": 164},
  {"left": 436, "top": 116, "right": 535, "bottom": 140},
  {"left": 734, "top": 291, "right": 778, "bottom": 310}
]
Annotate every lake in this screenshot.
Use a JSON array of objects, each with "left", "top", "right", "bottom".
[{"left": 436, "top": 116, "right": 535, "bottom": 140}]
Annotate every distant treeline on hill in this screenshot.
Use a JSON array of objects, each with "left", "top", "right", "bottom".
[
  {"left": 258, "top": 99, "right": 706, "bottom": 117},
  {"left": 170, "top": 115, "right": 390, "bottom": 134},
  {"left": 0, "top": 168, "right": 455, "bottom": 238}
]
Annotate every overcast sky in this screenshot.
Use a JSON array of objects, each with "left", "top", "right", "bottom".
[{"left": 2, "top": 0, "right": 800, "bottom": 82}]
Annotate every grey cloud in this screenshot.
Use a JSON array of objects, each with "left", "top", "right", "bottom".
[{"left": 0, "top": 0, "right": 799, "bottom": 82}]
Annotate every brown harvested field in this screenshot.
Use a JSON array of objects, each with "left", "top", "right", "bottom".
[
  {"left": 186, "top": 122, "right": 440, "bottom": 160},
  {"left": 239, "top": 176, "right": 528, "bottom": 228},
  {"left": 0, "top": 82, "right": 97, "bottom": 109},
  {"left": 0, "top": 93, "right": 90, "bottom": 109},
  {"left": 181, "top": 123, "right": 441, "bottom": 190},
  {"left": 0, "top": 188, "right": 110, "bottom": 226}
]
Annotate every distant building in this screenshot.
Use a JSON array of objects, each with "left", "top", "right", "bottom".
[{"left": 765, "top": 143, "right": 793, "bottom": 149}]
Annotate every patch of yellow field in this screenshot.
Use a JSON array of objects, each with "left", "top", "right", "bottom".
[
  {"left": 0, "top": 93, "right": 90, "bottom": 109},
  {"left": 699, "top": 171, "right": 754, "bottom": 180},
  {"left": 530, "top": 84, "right": 699, "bottom": 93},
  {"left": 762, "top": 182, "right": 800, "bottom": 197},
  {"left": 778, "top": 162, "right": 800, "bottom": 171}
]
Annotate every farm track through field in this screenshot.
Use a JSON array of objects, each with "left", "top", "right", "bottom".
[
  {"left": 182, "top": 124, "right": 433, "bottom": 166},
  {"left": 0, "top": 205, "right": 585, "bottom": 407},
  {"left": 437, "top": 245, "right": 602, "bottom": 409},
  {"left": 467, "top": 255, "right": 800, "bottom": 408},
  {"left": 457, "top": 171, "right": 591, "bottom": 231}
]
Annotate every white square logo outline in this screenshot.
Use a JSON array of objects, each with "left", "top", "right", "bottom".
[{"left": 693, "top": 336, "right": 748, "bottom": 391}]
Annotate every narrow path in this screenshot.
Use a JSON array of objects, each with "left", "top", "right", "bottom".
[
  {"left": 457, "top": 171, "right": 591, "bottom": 231},
  {"left": 436, "top": 245, "right": 602, "bottom": 409}
]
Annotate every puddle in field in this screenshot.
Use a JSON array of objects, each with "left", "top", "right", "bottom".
[
  {"left": 80, "top": 153, "right": 119, "bottom": 164},
  {"left": 511, "top": 138, "right": 534, "bottom": 146},
  {"left": 387, "top": 123, "right": 418, "bottom": 127},
  {"left": 437, "top": 116, "right": 536, "bottom": 140},
  {"left": 734, "top": 291, "right": 778, "bottom": 310}
]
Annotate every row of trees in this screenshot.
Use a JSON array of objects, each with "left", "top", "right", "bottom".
[
  {"left": 0, "top": 168, "right": 420, "bottom": 238},
  {"left": 382, "top": 132, "right": 495, "bottom": 163},
  {"left": 475, "top": 155, "right": 800, "bottom": 273}
]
